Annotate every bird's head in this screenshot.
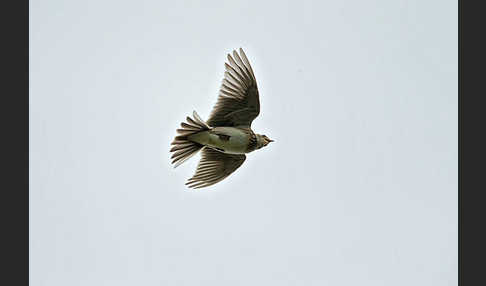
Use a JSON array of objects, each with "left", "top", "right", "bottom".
[{"left": 256, "top": 134, "right": 274, "bottom": 149}]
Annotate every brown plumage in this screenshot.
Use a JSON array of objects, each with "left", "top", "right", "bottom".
[{"left": 170, "top": 48, "right": 273, "bottom": 189}]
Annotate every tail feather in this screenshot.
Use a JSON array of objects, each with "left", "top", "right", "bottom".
[{"left": 170, "top": 111, "right": 209, "bottom": 168}]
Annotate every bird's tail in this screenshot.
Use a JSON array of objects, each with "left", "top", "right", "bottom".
[{"left": 170, "top": 111, "right": 210, "bottom": 168}]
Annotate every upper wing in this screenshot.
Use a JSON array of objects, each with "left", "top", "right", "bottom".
[
  {"left": 206, "top": 48, "right": 260, "bottom": 127},
  {"left": 186, "top": 147, "right": 246, "bottom": 189}
]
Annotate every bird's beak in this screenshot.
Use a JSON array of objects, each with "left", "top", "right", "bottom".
[{"left": 268, "top": 139, "right": 274, "bottom": 143}]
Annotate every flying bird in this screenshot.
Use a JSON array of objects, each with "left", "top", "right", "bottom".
[{"left": 170, "top": 48, "right": 273, "bottom": 189}]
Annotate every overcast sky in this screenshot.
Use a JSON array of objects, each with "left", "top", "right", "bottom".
[{"left": 30, "top": 0, "right": 457, "bottom": 285}]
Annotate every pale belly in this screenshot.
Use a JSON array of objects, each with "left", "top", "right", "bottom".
[{"left": 188, "top": 127, "right": 250, "bottom": 154}]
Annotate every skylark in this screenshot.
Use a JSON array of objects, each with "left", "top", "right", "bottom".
[{"left": 170, "top": 48, "right": 273, "bottom": 189}]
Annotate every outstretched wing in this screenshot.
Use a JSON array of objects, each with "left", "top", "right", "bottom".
[
  {"left": 186, "top": 147, "right": 246, "bottom": 189},
  {"left": 206, "top": 48, "right": 260, "bottom": 127}
]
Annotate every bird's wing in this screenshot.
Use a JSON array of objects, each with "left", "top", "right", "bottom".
[
  {"left": 206, "top": 48, "right": 260, "bottom": 128},
  {"left": 186, "top": 147, "right": 246, "bottom": 189}
]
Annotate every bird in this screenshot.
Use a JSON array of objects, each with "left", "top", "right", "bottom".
[{"left": 170, "top": 48, "right": 273, "bottom": 189}]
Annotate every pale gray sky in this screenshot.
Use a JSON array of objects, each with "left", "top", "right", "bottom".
[{"left": 30, "top": 0, "right": 457, "bottom": 285}]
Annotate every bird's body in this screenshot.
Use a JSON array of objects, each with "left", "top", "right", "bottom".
[
  {"left": 188, "top": 127, "right": 256, "bottom": 155},
  {"left": 170, "top": 48, "right": 273, "bottom": 189}
]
